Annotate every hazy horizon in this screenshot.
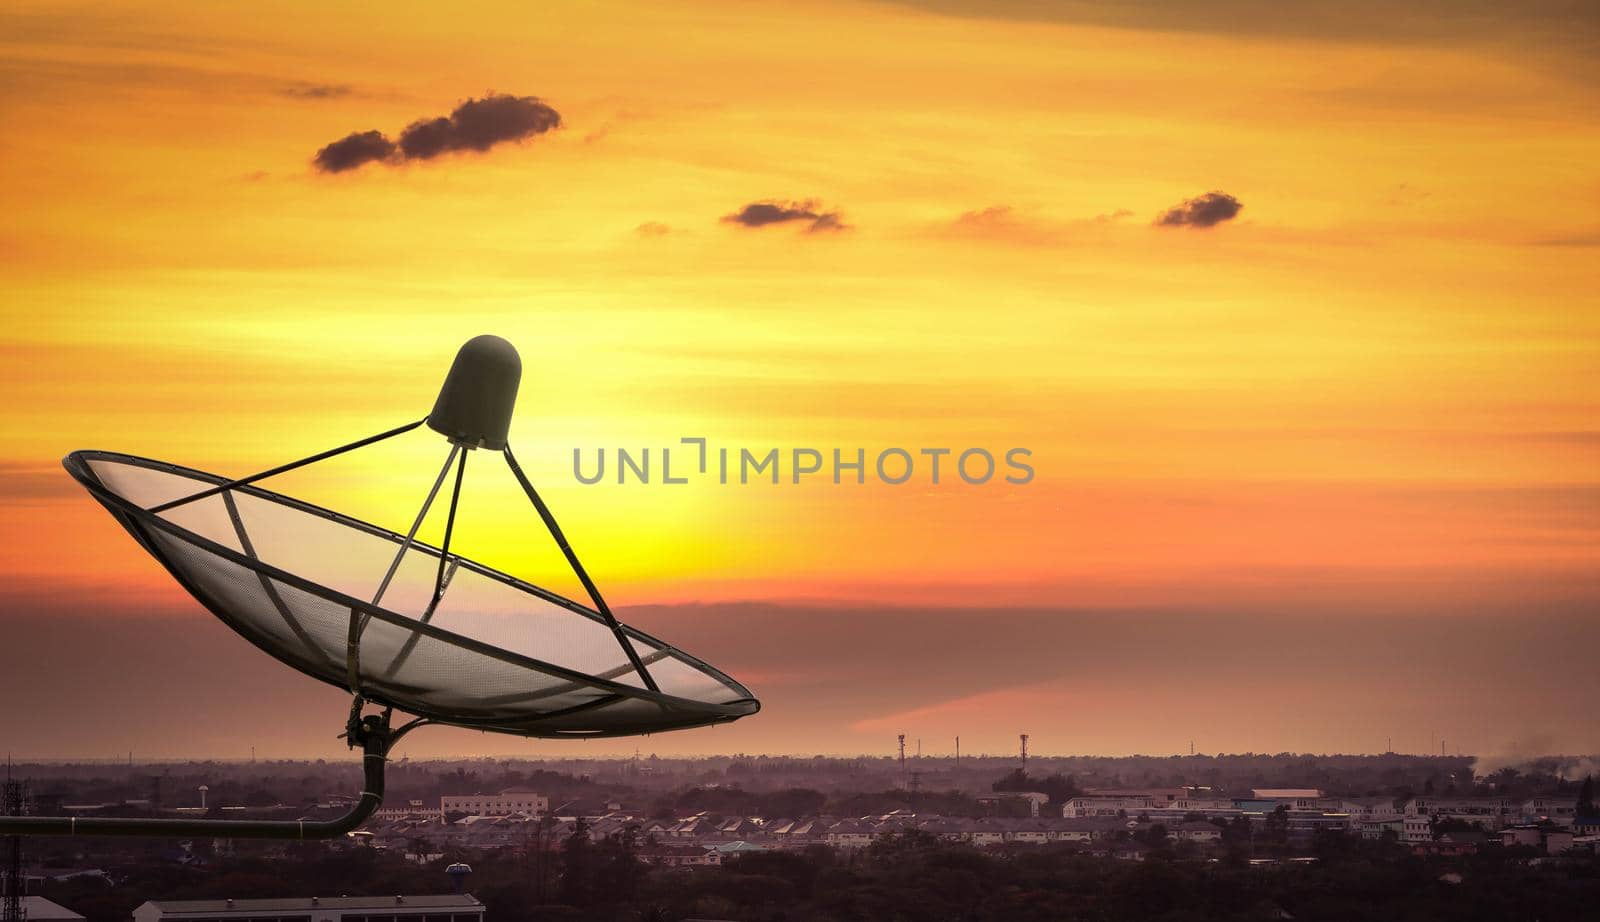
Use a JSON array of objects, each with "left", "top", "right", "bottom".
[{"left": 2, "top": 1, "right": 1596, "bottom": 764}]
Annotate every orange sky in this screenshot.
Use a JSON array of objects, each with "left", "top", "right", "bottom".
[{"left": 1, "top": 1, "right": 1596, "bottom": 760}]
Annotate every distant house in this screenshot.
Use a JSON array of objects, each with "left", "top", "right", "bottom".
[
  {"left": 824, "top": 819, "right": 877, "bottom": 848},
  {"left": 640, "top": 843, "right": 722, "bottom": 867},
  {"left": 1172, "top": 820, "right": 1223, "bottom": 843}
]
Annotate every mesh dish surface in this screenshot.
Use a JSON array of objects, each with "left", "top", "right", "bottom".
[{"left": 63, "top": 451, "right": 759, "bottom": 738}]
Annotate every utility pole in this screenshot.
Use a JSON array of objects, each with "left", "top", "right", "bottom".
[
  {"left": 2, "top": 775, "right": 25, "bottom": 922},
  {"left": 955, "top": 736, "right": 960, "bottom": 768},
  {"left": 897, "top": 734, "right": 906, "bottom": 788}
]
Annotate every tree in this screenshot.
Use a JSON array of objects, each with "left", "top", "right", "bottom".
[
  {"left": 559, "top": 818, "right": 593, "bottom": 906},
  {"left": 1263, "top": 805, "right": 1290, "bottom": 850},
  {"left": 596, "top": 823, "right": 644, "bottom": 904},
  {"left": 1578, "top": 775, "right": 1596, "bottom": 818},
  {"left": 991, "top": 768, "right": 1030, "bottom": 792}
]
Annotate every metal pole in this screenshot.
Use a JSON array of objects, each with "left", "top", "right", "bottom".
[
  {"left": 0, "top": 711, "right": 405, "bottom": 840},
  {"left": 502, "top": 445, "right": 659, "bottom": 692},
  {"left": 150, "top": 418, "right": 427, "bottom": 514},
  {"left": 348, "top": 444, "right": 461, "bottom": 691},
  {"left": 379, "top": 449, "right": 467, "bottom": 679}
]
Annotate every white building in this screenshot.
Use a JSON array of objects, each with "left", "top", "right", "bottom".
[
  {"left": 1063, "top": 794, "right": 1156, "bottom": 818},
  {"left": 440, "top": 789, "right": 548, "bottom": 817},
  {"left": 1520, "top": 795, "right": 1577, "bottom": 826},
  {"left": 133, "top": 895, "right": 483, "bottom": 922},
  {"left": 1402, "top": 815, "right": 1433, "bottom": 844},
  {"left": 1341, "top": 797, "right": 1401, "bottom": 823},
  {"left": 1251, "top": 789, "right": 1337, "bottom": 811},
  {"left": 1405, "top": 796, "right": 1516, "bottom": 829}
]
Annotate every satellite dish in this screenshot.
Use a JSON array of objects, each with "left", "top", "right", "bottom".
[{"left": 2, "top": 335, "right": 758, "bottom": 840}]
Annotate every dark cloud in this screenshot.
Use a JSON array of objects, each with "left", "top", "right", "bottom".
[
  {"left": 312, "top": 130, "right": 396, "bottom": 173},
  {"left": 280, "top": 83, "right": 353, "bottom": 100},
  {"left": 722, "top": 200, "right": 849, "bottom": 232},
  {"left": 312, "top": 93, "right": 562, "bottom": 174},
  {"left": 1155, "top": 191, "right": 1242, "bottom": 228},
  {"left": 398, "top": 94, "right": 562, "bottom": 160}
]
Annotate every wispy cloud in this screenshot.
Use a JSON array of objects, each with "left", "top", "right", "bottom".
[
  {"left": 940, "top": 204, "right": 1135, "bottom": 243},
  {"left": 0, "top": 462, "right": 80, "bottom": 504},
  {"left": 887, "top": 1, "right": 1600, "bottom": 84},
  {"left": 278, "top": 82, "right": 354, "bottom": 100}
]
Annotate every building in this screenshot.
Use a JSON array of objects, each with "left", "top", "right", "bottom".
[
  {"left": 1520, "top": 795, "right": 1577, "bottom": 826},
  {"left": 1341, "top": 797, "right": 1401, "bottom": 823},
  {"left": 639, "top": 843, "right": 722, "bottom": 867},
  {"left": 1171, "top": 820, "right": 1224, "bottom": 843},
  {"left": 1062, "top": 791, "right": 1162, "bottom": 818},
  {"left": 1360, "top": 817, "right": 1405, "bottom": 840},
  {"left": 132, "top": 895, "right": 483, "bottom": 922},
  {"left": 975, "top": 791, "right": 1050, "bottom": 817},
  {"left": 1405, "top": 796, "right": 1516, "bottom": 830},
  {"left": 375, "top": 799, "right": 440, "bottom": 821},
  {"left": 1402, "top": 815, "right": 1432, "bottom": 844},
  {"left": 440, "top": 789, "right": 548, "bottom": 817},
  {"left": 1250, "top": 790, "right": 1337, "bottom": 811}
]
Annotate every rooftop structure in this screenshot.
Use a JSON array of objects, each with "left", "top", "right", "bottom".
[
  {"left": 18, "top": 898, "right": 84, "bottom": 922},
  {"left": 132, "top": 895, "right": 483, "bottom": 922}
]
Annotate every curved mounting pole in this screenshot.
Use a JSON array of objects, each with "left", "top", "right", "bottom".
[
  {"left": 503, "top": 444, "right": 660, "bottom": 693},
  {"left": 0, "top": 709, "right": 408, "bottom": 840}
]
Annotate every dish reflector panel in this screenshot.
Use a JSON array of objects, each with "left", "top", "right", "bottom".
[{"left": 66, "top": 451, "right": 758, "bottom": 738}]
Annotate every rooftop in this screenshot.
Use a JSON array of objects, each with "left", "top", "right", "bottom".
[
  {"left": 138, "top": 895, "right": 482, "bottom": 913},
  {"left": 22, "top": 897, "right": 86, "bottom": 922}
]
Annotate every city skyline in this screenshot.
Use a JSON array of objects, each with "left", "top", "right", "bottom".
[{"left": 1, "top": 1, "right": 1597, "bottom": 759}]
